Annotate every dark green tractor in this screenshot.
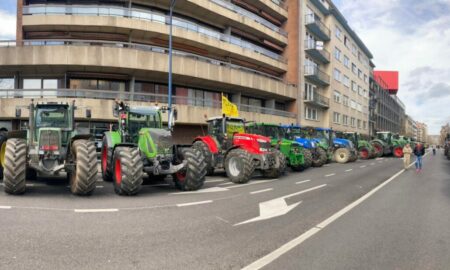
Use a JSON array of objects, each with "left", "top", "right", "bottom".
[
  {"left": 0, "top": 101, "right": 98, "bottom": 195},
  {"left": 336, "top": 132, "right": 375, "bottom": 160},
  {"left": 371, "top": 132, "right": 406, "bottom": 158},
  {"left": 101, "top": 102, "right": 206, "bottom": 195},
  {"left": 246, "top": 123, "right": 308, "bottom": 171}
]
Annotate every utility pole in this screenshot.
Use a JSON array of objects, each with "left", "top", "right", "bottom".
[{"left": 167, "top": 0, "right": 177, "bottom": 129}]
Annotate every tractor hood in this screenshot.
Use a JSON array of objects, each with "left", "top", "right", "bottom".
[
  {"left": 234, "top": 133, "right": 270, "bottom": 143},
  {"left": 294, "top": 137, "right": 316, "bottom": 149},
  {"left": 139, "top": 128, "right": 173, "bottom": 158},
  {"left": 333, "top": 138, "right": 354, "bottom": 149}
]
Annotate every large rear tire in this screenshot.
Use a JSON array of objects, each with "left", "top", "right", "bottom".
[
  {"left": 112, "top": 147, "right": 143, "bottom": 196},
  {"left": 0, "top": 133, "right": 7, "bottom": 180},
  {"left": 334, "top": 148, "right": 350, "bottom": 164},
  {"left": 225, "top": 149, "right": 254, "bottom": 184},
  {"left": 101, "top": 137, "right": 113, "bottom": 182},
  {"left": 173, "top": 148, "right": 207, "bottom": 191},
  {"left": 359, "top": 147, "right": 370, "bottom": 160},
  {"left": 393, "top": 146, "right": 403, "bottom": 158},
  {"left": 192, "top": 141, "right": 215, "bottom": 175},
  {"left": 262, "top": 150, "right": 286, "bottom": 178},
  {"left": 3, "top": 139, "right": 27, "bottom": 195},
  {"left": 372, "top": 142, "right": 384, "bottom": 157},
  {"left": 312, "top": 147, "right": 327, "bottom": 167},
  {"left": 69, "top": 140, "right": 98, "bottom": 196}
]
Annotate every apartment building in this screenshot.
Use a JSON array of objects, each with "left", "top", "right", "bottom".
[
  {"left": 300, "top": 0, "right": 372, "bottom": 134},
  {"left": 416, "top": 122, "right": 428, "bottom": 143},
  {"left": 404, "top": 114, "right": 418, "bottom": 140},
  {"left": 0, "top": 0, "right": 299, "bottom": 143}
]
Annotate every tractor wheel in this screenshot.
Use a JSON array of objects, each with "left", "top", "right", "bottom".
[
  {"left": 193, "top": 141, "right": 215, "bottom": 175},
  {"left": 173, "top": 148, "right": 207, "bottom": 191},
  {"left": 313, "top": 147, "right": 327, "bottom": 167},
  {"left": 262, "top": 150, "right": 286, "bottom": 178},
  {"left": 3, "top": 139, "right": 27, "bottom": 195},
  {"left": 225, "top": 149, "right": 254, "bottom": 184},
  {"left": 349, "top": 152, "right": 358, "bottom": 162},
  {"left": 112, "top": 147, "right": 143, "bottom": 196},
  {"left": 393, "top": 146, "right": 403, "bottom": 158},
  {"left": 334, "top": 148, "right": 350, "bottom": 164},
  {"left": 294, "top": 148, "right": 312, "bottom": 171},
  {"left": 0, "top": 133, "right": 7, "bottom": 180},
  {"left": 372, "top": 142, "right": 384, "bottom": 157},
  {"left": 101, "top": 137, "right": 113, "bottom": 182},
  {"left": 359, "top": 147, "right": 370, "bottom": 160},
  {"left": 69, "top": 140, "right": 98, "bottom": 196}
]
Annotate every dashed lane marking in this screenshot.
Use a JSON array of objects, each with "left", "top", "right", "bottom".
[
  {"left": 0, "top": 206, "right": 12, "bottom": 209},
  {"left": 323, "top": 164, "right": 330, "bottom": 167},
  {"left": 74, "top": 208, "right": 119, "bottom": 213},
  {"left": 170, "top": 187, "right": 229, "bottom": 195},
  {"left": 295, "top": 180, "right": 311, "bottom": 185},
  {"left": 227, "top": 179, "right": 277, "bottom": 189},
  {"left": 96, "top": 186, "right": 104, "bottom": 188},
  {"left": 325, "top": 173, "right": 335, "bottom": 177},
  {"left": 370, "top": 163, "right": 376, "bottom": 165},
  {"left": 218, "top": 182, "right": 234, "bottom": 186},
  {"left": 205, "top": 179, "right": 225, "bottom": 183},
  {"left": 345, "top": 169, "right": 353, "bottom": 172},
  {"left": 177, "top": 200, "right": 213, "bottom": 207},
  {"left": 360, "top": 165, "right": 367, "bottom": 168},
  {"left": 250, "top": 188, "right": 273, "bottom": 195}
]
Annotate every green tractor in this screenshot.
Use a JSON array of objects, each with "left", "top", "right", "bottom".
[
  {"left": 101, "top": 102, "right": 206, "bottom": 195},
  {"left": 371, "top": 131, "right": 406, "bottom": 158},
  {"left": 336, "top": 132, "right": 375, "bottom": 160},
  {"left": 246, "top": 123, "right": 310, "bottom": 171},
  {"left": 0, "top": 101, "right": 98, "bottom": 195}
]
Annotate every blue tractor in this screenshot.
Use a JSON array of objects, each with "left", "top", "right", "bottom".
[{"left": 311, "top": 127, "right": 358, "bottom": 163}]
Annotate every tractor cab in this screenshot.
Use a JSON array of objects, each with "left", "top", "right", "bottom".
[
  {"left": 206, "top": 116, "right": 246, "bottom": 151},
  {"left": 376, "top": 132, "right": 392, "bottom": 144},
  {"left": 33, "top": 104, "right": 73, "bottom": 149},
  {"left": 126, "top": 108, "right": 162, "bottom": 143}
]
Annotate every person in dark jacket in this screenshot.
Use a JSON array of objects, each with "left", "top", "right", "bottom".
[{"left": 413, "top": 143, "right": 425, "bottom": 172}]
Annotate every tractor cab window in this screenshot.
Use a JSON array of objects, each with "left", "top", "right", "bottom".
[
  {"left": 207, "top": 119, "right": 224, "bottom": 138},
  {"left": 377, "top": 133, "right": 390, "bottom": 142},
  {"left": 35, "top": 106, "right": 69, "bottom": 128},
  {"left": 128, "top": 112, "right": 161, "bottom": 141}
]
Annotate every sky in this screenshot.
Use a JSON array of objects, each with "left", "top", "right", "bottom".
[{"left": 0, "top": 0, "right": 449, "bottom": 134}]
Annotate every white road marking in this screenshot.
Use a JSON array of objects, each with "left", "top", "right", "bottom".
[
  {"left": 96, "top": 185, "right": 104, "bottom": 188},
  {"left": 177, "top": 200, "right": 213, "bottom": 207},
  {"left": 250, "top": 188, "right": 273, "bottom": 195},
  {"left": 235, "top": 184, "right": 326, "bottom": 226},
  {"left": 241, "top": 169, "right": 406, "bottom": 270},
  {"left": 295, "top": 180, "right": 311, "bottom": 185},
  {"left": 323, "top": 164, "right": 330, "bottom": 167},
  {"left": 205, "top": 179, "right": 225, "bottom": 183},
  {"left": 170, "top": 187, "right": 228, "bottom": 195},
  {"left": 74, "top": 209, "right": 119, "bottom": 213},
  {"left": 345, "top": 169, "right": 353, "bottom": 172},
  {"left": 325, "top": 173, "right": 335, "bottom": 177},
  {"left": 360, "top": 165, "right": 367, "bottom": 168},
  {"left": 0, "top": 206, "right": 12, "bottom": 209},
  {"left": 370, "top": 163, "right": 376, "bottom": 165},
  {"left": 218, "top": 182, "right": 234, "bottom": 186},
  {"left": 227, "top": 179, "right": 277, "bottom": 189},
  {"left": 376, "top": 158, "right": 384, "bottom": 160}
]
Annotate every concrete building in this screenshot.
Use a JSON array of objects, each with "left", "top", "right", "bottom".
[
  {"left": 300, "top": 0, "right": 372, "bottom": 134},
  {"left": 404, "top": 115, "right": 418, "bottom": 140},
  {"left": 416, "top": 122, "right": 428, "bottom": 143}
]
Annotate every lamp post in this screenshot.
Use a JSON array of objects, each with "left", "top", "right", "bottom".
[{"left": 167, "top": 0, "right": 177, "bottom": 129}]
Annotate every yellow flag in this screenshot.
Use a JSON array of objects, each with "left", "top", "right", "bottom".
[{"left": 222, "top": 94, "right": 239, "bottom": 117}]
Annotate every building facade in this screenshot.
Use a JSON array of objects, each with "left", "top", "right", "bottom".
[
  {"left": 440, "top": 123, "right": 450, "bottom": 145},
  {"left": 416, "top": 122, "right": 428, "bottom": 143},
  {"left": 404, "top": 114, "right": 418, "bottom": 140}
]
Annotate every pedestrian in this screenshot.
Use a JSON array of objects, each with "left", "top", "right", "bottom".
[
  {"left": 413, "top": 143, "right": 425, "bottom": 173},
  {"left": 402, "top": 143, "right": 413, "bottom": 170},
  {"left": 432, "top": 146, "right": 436, "bottom": 156}
]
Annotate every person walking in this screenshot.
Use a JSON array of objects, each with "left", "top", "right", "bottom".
[
  {"left": 402, "top": 143, "right": 413, "bottom": 170},
  {"left": 413, "top": 143, "right": 425, "bottom": 173},
  {"left": 432, "top": 146, "right": 436, "bottom": 156}
]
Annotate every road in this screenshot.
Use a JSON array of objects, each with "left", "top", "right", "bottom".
[{"left": 0, "top": 151, "right": 448, "bottom": 270}]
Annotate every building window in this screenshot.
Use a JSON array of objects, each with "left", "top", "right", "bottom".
[
  {"left": 351, "top": 117, "right": 356, "bottom": 127},
  {"left": 335, "top": 26, "right": 342, "bottom": 40},
  {"left": 343, "top": 115, "right": 349, "bottom": 126},
  {"left": 352, "top": 81, "right": 357, "bottom": 92},
  {"left": 352, "top": 63, "right": 357, "bottom": 74},
  {"left": 358, "top": 85, "right": 363, "bottom": 95},
  {"left": 343, "top": 55, "right": 350, "bottom": 68},
  {"left": 358, "top": 69, "right": 363, "bottom": 79},
  {"left": 275, "top": 102, "right": 286, "bottom": 111},
  {"left": 334, "top": 68, "right": 341, "bottom": 82},
  {"left": 357, "top": 119, "right": 362, "bottom": 129},
  {"left": 70, "top": 79, "right": 126, "bottom": 92},
  {"left": 305, "top": 106, "right": 318, "bottom": 121},
  {"left": 364, "top": 74, "right": 368, "bottom": 84},
  {"left": 350, "top": 99, "right": 357, "bottom": 109},
  {"left": 304, "top": 83, "right": 316, "bottom": 100},
  {"left": 343, "top": 95, "right": 349, "bottom": 106},
  {"left": 333, "top": 112, "right": 341, "bottom": 124},
  {"left": 352, "top": 44, "right": 357, "bottom": 55},
  {"left": 23, "top": 79, "right": 42, "bottom": 89},
  {"left": 344, "top": 35, "right": 349, "bottom": 48},
  {"left": 0, "top": 78, "right": 14, "bottom": 89},
  {"left": 333, "top": 90, "right": 341, "bottom": 103},
  {"left": 363, "top": 121, "right": 367, "bottom": 129},
  {"left": 343, "top": 75, "right": 350, "bottom": 88},
  {"left": 334, "top": 47, "right": 341, "bottom": 61}
]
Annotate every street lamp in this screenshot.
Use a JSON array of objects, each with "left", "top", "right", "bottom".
[{"left": 167, "top": 0, "right": 177, "bottom": 129}]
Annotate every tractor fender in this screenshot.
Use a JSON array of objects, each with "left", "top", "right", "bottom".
[
  {"left": 194, "top": 136, "right": 219, "bottom": 154},
  {"left": 103, "top": 131, "right": 122, "bottom": 150}
]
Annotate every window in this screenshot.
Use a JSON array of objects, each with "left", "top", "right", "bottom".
[
  {"left": 344, "top": 35, "right": 349, "bottom": 48},
  {"left": 352, "top": 63, "right": 357, "bottom": 74},
  {"left": 334, "top": 68, "right": 341, "bottom": 82},
  {"left": 0, "top": 78, "right": 14, "bottom": 89},
  {"left": 364, "top": 74, "right": 368, "bottom": 84},
  {"left": 343, "top": 115, "right": 349, "bottom": 126},
  {"left": 23, "top": 79, "right": 41, "bottom": 89},
  {"left": 333, "top": 112, "right": 341, "bottom": 124},
  {"left": 335, "top": 26, "right": 342, "bottom": 40},
  {"left": 358, "top": 85, "right": 363, "bottom": 95},
  {"left": 343, "top": 55, "right": 350, "bottom": 68},
  {"left": 334, "top": 90, "right": 341, "bottom": 103},
  {"left": 343, "top": 95, "right": 349, "bottom": 106},
  {"left": 350, "top": 99, "right": 357, "bottom": 109},
  {"left": 70, "top": 79, "right": 126, "bottom": 92},
  {"left": 304, "top": 83, "right": 316, "bottom": 101},
  {"left": 352, "top": 44, "right": 357, "bottom": 55},
  {"left": 305, "top": 106, "right": 318, "bottom": 121},
  {"left": 357, "top": 103, "right": 363, "bottom": 112},
  {"left": 363, "top": 88, "right": 368, "bottom": 98},
  {"left": 363, "top": 121, "right": 367, "bottom": 129},
  {"left": 334, "top": 47, "right": 341, "bottom": 61},
  {"left": 357, "top": 119, "right": 362, "bottom": 129},
  {"left": 358, "top": 69, "right": 363, "bottom": 79},
  {"left": 352, "top": 81, "right": 357, "bottom": 92},
  {"left": 351, "top": 117, "right": 356, "bottom": 127},
  {"left": 343, "top": 75, "right": 350, "bottom": 88}
]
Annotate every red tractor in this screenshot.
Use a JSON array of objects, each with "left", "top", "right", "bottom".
[{"left": 193, "top": 116, "right": 286, "bottom": 183}]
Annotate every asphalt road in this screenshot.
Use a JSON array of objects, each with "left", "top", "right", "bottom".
[{"left": 0, "top": 150, "right": 448, "bottom": 270}]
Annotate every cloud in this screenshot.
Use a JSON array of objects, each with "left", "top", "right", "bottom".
[
  {"left": 0, "top": 9, "right": 16, "bottom": 40},
  {"left": 337, "top": 0, "right": 450, "bottom": 134}
]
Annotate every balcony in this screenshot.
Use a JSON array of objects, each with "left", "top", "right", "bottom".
[
  {"left": 304, "top": 91, "right": 329, "bottom": 109},
  {"left": 304, "top": 65, "right": 330, "bottom": 86},
  {"left": 309, "top": 0, "right": 331, "bottom": 15},
  {"left": 304, "top": 40, "right": 330, "bottom": 64},
  {"left": 305, "top": 15, "right": 331, "bottom": 41}
]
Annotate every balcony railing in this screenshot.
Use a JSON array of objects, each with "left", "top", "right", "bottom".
[
  {"left": 305, "top": 14, "right": 331, "bottom": 41},
  {"left": 210, "top": 0, "right": 287, "bottom": 36},
  {"left": 309, "top": 0, "right": 330, "bottom": 15},
  {"left": 0, "top": 89, "right": 295, "bottom": 118},
  {"left": 304, "top": 91, "right": 329, "bottom": 108},
  {"left": 0, "top": 39, "right": 285, "bottom": 83},
  {"left": 304, "top": 65, "right": 330, "bottom": 86},
  {"left": 304, "top": 39, "right": 330, "bottom": 63},
  {"left": 22, "top": 4, "right": 285, "bottom": 62}
]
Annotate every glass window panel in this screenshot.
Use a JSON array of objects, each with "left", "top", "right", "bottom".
[
  {"left": 0, "top": 78, "right": 14, "bottom": 89},
  {"left": 43, "top": 79, "right": 58, "bottom": 89},
  {"left": 23, "top": 79, "right": 41, "bottom": 89}
]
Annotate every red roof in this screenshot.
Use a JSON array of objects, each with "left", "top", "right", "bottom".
[{"left": 373, "top": 71, "right": 399, "bottom": 94}]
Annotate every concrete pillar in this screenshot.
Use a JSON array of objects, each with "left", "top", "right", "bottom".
[
  {"left": 129, "top": 76, "right": 135, "bottom": 101},
  {"left": 224, "top": 26, "right": 232, "bottom": 36}
]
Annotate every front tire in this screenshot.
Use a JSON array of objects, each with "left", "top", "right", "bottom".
[
  {"left": 69, "top": 140, "right": 98, "bottom": 196},
  {"left": 193, "top": 141, "right": 215, "bottom": 175},
  {"left": 101, "top": 137, "right": 113, "bottom": 182},
  {"left": 312, "top": 147, "right": 327, "bottom": 167},
  {"left": 3, "top": 139, "right": 27, "bottom": 195},
  {"left": 372, "top": 142, "right": 384, "bottom": 157},
  {"left": 295, "top": 148, "right": 312, "bottom": 171},
  {"left": 225, "top": 149, "right": 254, "bottom": 184},
  {"left": 173, "top": 148, "right": 207, "bottom": 191},
  {"left": 262, "top": 150, "right": 287, "bottom": 178},
  {"left": 112, "top": 147, "right": 143, "bottom": 196},
  {"left": 359, "top": 147, "right": 370, "bottom": 160},
  {"left": 334, "top": 148, "right": 350, "bottom": 164},
  {"left": 393, "top": 146, "right": 403, "bottom": 158}
]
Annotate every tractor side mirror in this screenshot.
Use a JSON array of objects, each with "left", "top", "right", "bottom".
[
  {"left": 15, "top": 108, "right": 21, "bottom": 118},
  {"left": 86, "top": 109, "right": 92, "bottom": 119},
  {"left": 112, "top": 105, "right": 119, "bottom": 117}
]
